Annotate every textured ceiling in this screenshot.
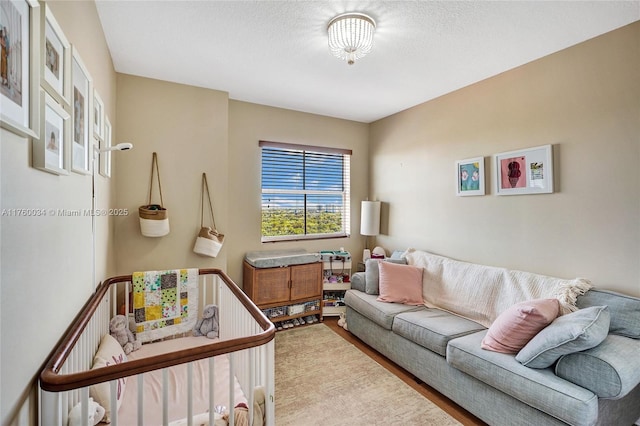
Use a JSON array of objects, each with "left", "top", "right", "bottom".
[{"left": 95, "top": 1, "right": 639, "bottom": 123}]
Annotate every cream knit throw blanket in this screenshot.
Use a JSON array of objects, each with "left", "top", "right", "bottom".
[{"left": 403, "top": 249, "right": 593, "bottom": 327}]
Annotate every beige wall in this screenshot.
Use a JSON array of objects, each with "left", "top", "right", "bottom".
[
  {"left": 369, "top": 22, "right": 640, "bottom": 297},
  {"left": 227, "top": 101, "right": 370, "bottom": 284},
  {"left": 114, "top": 82, "right": 370, "bottom": 291},
  {"left": 0, "top": 1, "right": 117, "bottom": 424},
  {"left": 114, "top": 74, "right": 229, "bottom": 273}
]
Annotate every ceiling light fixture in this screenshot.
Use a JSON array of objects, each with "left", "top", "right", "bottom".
[{"left": 327, "top": 12, "right": 376, "bottom": 65}]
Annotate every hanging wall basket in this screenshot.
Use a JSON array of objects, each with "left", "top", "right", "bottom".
[
  {"left": 193, "top": 172, "right": 224, "bottom": 257},
  {"left": 139, "top": 152, "right": 170, "bottom": 237}
]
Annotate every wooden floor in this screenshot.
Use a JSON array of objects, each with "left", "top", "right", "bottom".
[{"left": 322, "top": 316, "right": 487, "bottom": 426}]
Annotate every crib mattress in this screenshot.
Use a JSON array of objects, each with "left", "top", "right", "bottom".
[{"left": 244, "top": 249, "right": 320, "bottom": 268}]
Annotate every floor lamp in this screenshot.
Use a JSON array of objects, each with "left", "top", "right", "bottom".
[{"left": 360, "top": 200, "right": 380, "bottom": 261}]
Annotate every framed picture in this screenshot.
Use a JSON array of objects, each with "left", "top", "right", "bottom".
[
  {"left": 456, "top": 156, "right": 485, "bottom": 196},
  {"left": 93, "top": 90, "right": 104, "bottom": 139},
  {"left": 99, "top": 116, "right": 111, "bottom": 178},
  {"left": 33, "top": 89, "right": 69, "bottom": 175},
  {"left": 41, "top": 3, "right": 70, "bottom": 106},
  {"left": 0, "top": 0, "right": 40, "bottom": 138},
  {"left": 71, "top": 46, "right": 92, "bottom": 174},
  {"left": 495, "top": 144, "right": 554, "bottom": 195}
]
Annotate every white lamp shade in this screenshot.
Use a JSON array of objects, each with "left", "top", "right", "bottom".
[{"left": 360, "top": 201, "right": 381, "bottom": 236}]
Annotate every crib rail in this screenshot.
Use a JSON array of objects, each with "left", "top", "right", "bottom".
[{"left": 39, "top": 268, "right": 275, "bottom": 425}]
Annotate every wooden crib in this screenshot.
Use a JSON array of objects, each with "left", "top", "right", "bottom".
[{"left": 39, "top": 268, "right": 275, "bottom": 426}]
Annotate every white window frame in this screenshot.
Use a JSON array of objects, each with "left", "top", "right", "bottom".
[{"left": 260, "top": 140, "right": 351, "bottom": 242}]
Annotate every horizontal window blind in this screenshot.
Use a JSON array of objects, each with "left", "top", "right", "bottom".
[{"left": 260, "top": 142, "right": 350, "bottom": 241}]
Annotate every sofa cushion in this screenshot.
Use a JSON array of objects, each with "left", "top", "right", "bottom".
[
  {"left": 393, "top": 309, "right": 485, "bottom": 356},
  {"left": 577, "top": 288, "right": 640, "bottom": 338},
  {"left": 447, "top": 331, "right": 598, "bottom": 426},
  {"left": 344, "top": 289, "right": 424, "bottom": 330},
  {"left": 364, "top": 258, "right": 408, "bottom": 295},
  {"left": 516, "top": 306, "right": 610, "bottom": 368},
  {"left": 481, "top": 298, "right": 560, "bottom": 354},
  {"left": 555, "top": 334, "right": 640, "bottom": 398},
  {"left": 350, "top": 272, "right": 366, "bottom": 292},
  {"left": 244, "top": 249, "right": 320, "bottom": 268},
  {"left": 377, "top": 261, "right": 424, "bottom": 305}
]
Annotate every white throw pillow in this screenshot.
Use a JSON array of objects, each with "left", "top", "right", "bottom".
[{"left": 89, "top": 334, "right": 127, "bottom": 423}]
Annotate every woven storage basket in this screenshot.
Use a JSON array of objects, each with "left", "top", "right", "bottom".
[{"left": 139, "top": 153, "right": 169, "bottom": 237}]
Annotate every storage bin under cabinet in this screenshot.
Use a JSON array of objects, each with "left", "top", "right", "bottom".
[
  {"left": 243, "top": 260, "right": 323, "bottom": 324},
  {"left": 321, "top": 255, "right": 351, "bottom": 317}
]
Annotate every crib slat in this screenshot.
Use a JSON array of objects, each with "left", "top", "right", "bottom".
[
  {"left": 163, "top": 368, "right": 169, "bottom": 426},
  {"left": 187, "top": 362, "right": 193, "bottom": 426},
  {"left": 137, "top": 374, "right": 144, "bottom": 426},
  {"left": 110, "top": 380, "right": 118, "bottom": 426},
  {"left": 228, "top": 353, "right": 235, "bottom": 426},
  {"left": 249, "top": 348, "right": 255, "bottom": 426},
  {"left": 209, "top": 356, "right": 215, "bottom": 425},
  {"left": 80, "top": 387, "right": 89, "bottom": 426}
]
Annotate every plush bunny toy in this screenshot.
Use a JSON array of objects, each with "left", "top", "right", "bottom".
[
  {"left": 337, "top": 312, "right": 348, "bottom": 331},
  {"left": 109, "top": 314, "right": 141, "bottom": 354},
  {"left": 193, "top": 304, "right": 219, "bottom": 338},
  {"left": 67, "top": 397, "right": 105, "bottom": 426}
]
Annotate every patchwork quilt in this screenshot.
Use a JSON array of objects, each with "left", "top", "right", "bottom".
[{"left": 132, "top": 269, "right": 199, "bottom": 343}]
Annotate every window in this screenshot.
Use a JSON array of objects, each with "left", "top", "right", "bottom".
[{"left": 260, "top": 141, "right": 351, "bottom": 242}]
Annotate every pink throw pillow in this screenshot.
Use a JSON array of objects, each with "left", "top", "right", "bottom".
[
  {"left": 376, "top": 261, "right": 424, "bottom": 305},
  {"left": 481, "top": 298, "right": 560, "bottom": 354}
]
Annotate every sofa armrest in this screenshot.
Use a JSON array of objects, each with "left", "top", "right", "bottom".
[
  {"left": 351, "top": 272, "right": 366, "bottom": 292},
  {"left": 555, "top": 334, "right": 640, "bottom": 399}
]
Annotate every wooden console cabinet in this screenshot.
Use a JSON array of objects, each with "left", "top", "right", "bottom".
[{"left": 243, "top": 261, "right": 323, "bottom": 322}]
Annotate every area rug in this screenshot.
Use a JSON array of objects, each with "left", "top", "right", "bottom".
[{"left": 275, "top": 323, "right": 461, "bottom": 426}]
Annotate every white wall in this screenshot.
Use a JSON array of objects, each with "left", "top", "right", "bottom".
[
  {"left": 0, "top": 1, "right": 117, "bottom": 424},
  {"left": 369, "top": 22, "right": 640, "bottom": 297}
]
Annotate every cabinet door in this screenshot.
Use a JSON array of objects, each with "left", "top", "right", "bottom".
[
  {"left": 290, "top": 263, "right": 322, "bottom": 300},
  {"left": 251, "top": 267, "right": 290, "bottom": 306}
]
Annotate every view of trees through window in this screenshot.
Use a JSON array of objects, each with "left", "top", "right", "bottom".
[{"left": 261, "top": 144, "right": 350, "bottom": 241}]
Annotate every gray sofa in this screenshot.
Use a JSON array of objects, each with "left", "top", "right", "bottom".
[{"left": 345, "top": 254, "right": 640, "bottom": 426}]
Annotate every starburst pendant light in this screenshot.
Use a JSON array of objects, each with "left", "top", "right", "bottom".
[{"left": 327, "top": 12, "right": 376, "bottom": 65}]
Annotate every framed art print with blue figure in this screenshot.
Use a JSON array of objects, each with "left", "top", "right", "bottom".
[{"left": 456, "top": 156, "right": 485, "bottom": 196}]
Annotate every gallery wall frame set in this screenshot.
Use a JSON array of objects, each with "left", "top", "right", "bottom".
[
  {"left": 2, "top": 1, "right": 113, "bottom": 178},
  {"left": 456, "top": 144, "right": 554, "bottom": 196}
]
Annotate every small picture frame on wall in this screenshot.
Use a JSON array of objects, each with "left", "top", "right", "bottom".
[
  {"left": 455, "top": 156, "right": 485, "bottom": 196},
  {"left": 93, "top": 90, "right": 104, "bottom": 140},
  {"left": 33, "top": 89, "right": 69, "bottom": 175},
  {"left": 99, "top": 116, "right": 112, "bottom": 178},
  {"left": 0, "top": 0, "right": 41, "bottom": 138},
  {"left": 41, "top": 3, "right": 70, "bottom": 106},
  {"left": 495, "top": 144, "right": 554, "bottom": 195},
  {"left": 71, "top": 46, "right": 92, "bottom": 174}
]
